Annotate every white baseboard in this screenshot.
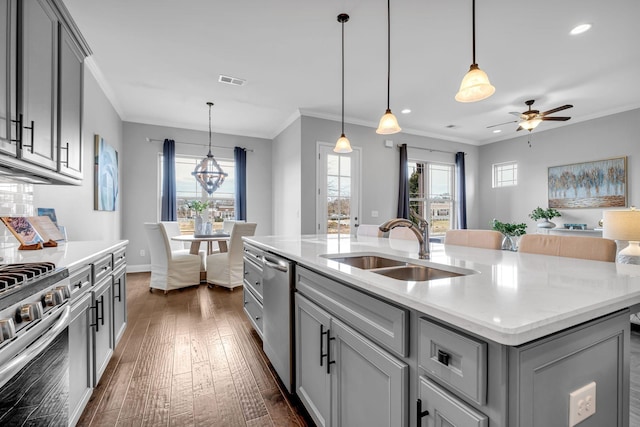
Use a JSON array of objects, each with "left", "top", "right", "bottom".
[{"left": 127, "top": 264, "right": 150, "bottom": 273}]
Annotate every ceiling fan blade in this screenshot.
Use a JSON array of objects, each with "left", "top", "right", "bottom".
[
  {"left": 486, "top": 120, "right": 517, "bottom": 129},
  {"left": 541, "top": 104, "right": 573, "bottom": 116},
  {"left": 541, "top": 116, "right": 571, "bottom": 121},
  {"left": 509, "top": 111, "right": 523, "bottom": 117}
]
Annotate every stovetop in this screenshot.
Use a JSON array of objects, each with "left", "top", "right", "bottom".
[{"left": 0, "top": 262, "right": 69, "bottom": 312}]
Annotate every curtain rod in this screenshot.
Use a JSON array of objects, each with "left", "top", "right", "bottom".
[
  {"left": 146, "top": 137, "right": 254, "bottom": 152},
  {"left": 397, "top": 144, "right": 465, "bottom": 155}
]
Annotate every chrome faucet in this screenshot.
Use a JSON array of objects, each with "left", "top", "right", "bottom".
[{"left": 379, "top": 217, "right": 430, "bottom": 259}]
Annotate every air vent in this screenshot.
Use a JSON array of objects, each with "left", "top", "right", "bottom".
[
  {"left": 218, "top": 75, "right": 246, "bottom": 86},
  {"left": 445, "top": 124, "right": 457, "bottom": 129}
]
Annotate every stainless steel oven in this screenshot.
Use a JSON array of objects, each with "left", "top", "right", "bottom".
[{"left": 0, "top": 263, "right": 71, "bottom": 426}]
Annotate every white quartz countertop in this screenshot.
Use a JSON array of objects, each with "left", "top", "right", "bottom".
[
  {"left": 0, "top": 240, "right": 128, "bottom": 270},
  {"left": 245, "top": 234, "right": 640, "bottom": 346}
]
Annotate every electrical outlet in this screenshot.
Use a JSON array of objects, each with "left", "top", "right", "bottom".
[
  {"left": 139, "top": 249, "right": 145, "bottom": 257},
  {"left": 569, "top": 381, "right": 596, "bottom": 426},
  {"left": 371, "top": 210, "right": 379, "bottom": 218}
]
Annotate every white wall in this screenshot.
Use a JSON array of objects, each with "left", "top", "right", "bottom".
[
  {"left": 122, "top": 122, "right": 272, "bottom": 269},
  {"left": 272, "top": 117, "right": 302, "bottom": 236},
  {"left": 34, "top": 66, "right": 123, "bottom": 242},
  {"left": 299, "top": 116, "right": 480, "bottom": 233},
  {"left": 478, "top": 108, "right": 640, "bottom": 233}
]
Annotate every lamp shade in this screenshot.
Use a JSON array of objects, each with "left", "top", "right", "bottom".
[
  {"left": 603, "top": 208, "right": 640, "bottom": 257},
  {"left": 455, "top": 64, "right": 495, "bottom": 103},
  {"left": 333, "top": 134, "right": 352, "bottom": 153},
  {"left": 376, "top": 109, "right": 402, "bottom": 134}
]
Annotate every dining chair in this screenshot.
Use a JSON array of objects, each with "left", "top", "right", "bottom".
[
  {"left": 206, "top": 222, "right": 257, "bottom": 290},
  {"left": 144, "top": 222, "right": 202, "bottom": 294},
  {"left": 444, "top": 229, "right": 503, "bottom": 250},
  {"left": 356, "top": 224, "right": 384, "bottom": 237},
  {"left": 518, "top": 234, "right": 617, "bottom": 262},
  {"left": 160, "top": 221, "right": 206, "bottom": 270}
]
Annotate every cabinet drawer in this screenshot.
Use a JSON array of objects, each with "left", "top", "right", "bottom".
[
  {"left": 69, "top": 264, "right": 92, "bottom": 301},
  {"left": 418, "top": 376, "right": 488, "bottom": 427},
  {"left": 243, "top": 244, "right": 264, "bottom": 266},
  {"left": 419, "top": 318, "right": 487, "bottom": 405},
  {"left": 93, "top": 254, "right": 113, "bottom": 284},
  {"left": 243, "top": 287, "right": 263, "bottom": 339},
  {"left": 113, "top": 247, "right": 126, "bottom": 269},
  {"left": 297, "top": 266, "right": 408, "bottom": 357},
  {"left": 243, "top": 257, "right": 263, "bottom": 301}
]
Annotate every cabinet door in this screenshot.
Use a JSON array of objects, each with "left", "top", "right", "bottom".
[
  {"left": 18, "top": 0, "right": 57, "bottom": 169},
  {"left": 0, "top": 0, "right": 17, "bottom": 155},
  {"left": 295, "top": 294, "right": 331, "bottom": 427},
  {"left": 68, "top": 291, "right": 94, "bottom": 426},
  {"left": 93, "top": 275, "right": 114, "bottom": 385},
  {"left": 418, "top": 376, "right": 488, "bottom": 427},
  {"left": 112, "top": 265, "right": 127, "bottom": 347},
  {"left": 57, "top": 21, "right": 83, "bottom": 178},
  {"left": 330, "top": 317, "right": 408, "bottom": 427}
]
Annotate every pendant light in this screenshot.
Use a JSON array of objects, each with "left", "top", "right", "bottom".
[
  {"left": 376, "top": 0, "right": 401, "bottom": 135},
  {"left": 455, "top": 0, "right": 495, "bottom": 103},
  {"left": 334, "top": 13, "right": 352, "bottom": 153},
  {"left": 192, "top": 102, "right": 228, "bottom": 194}
]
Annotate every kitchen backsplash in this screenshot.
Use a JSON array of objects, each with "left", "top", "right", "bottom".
[{"left": 0, "top": 177, "right": 34, "bottom": 248}]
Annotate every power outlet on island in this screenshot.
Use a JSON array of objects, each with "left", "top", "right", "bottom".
[{"left": 569, "top": 381, "right": 596, "bottom": 426}]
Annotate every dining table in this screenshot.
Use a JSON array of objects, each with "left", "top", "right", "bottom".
[{"left": 171, "top": 233, "right": 230, "bottom": 255}]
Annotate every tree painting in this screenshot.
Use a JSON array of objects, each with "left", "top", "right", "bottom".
[{"left": 548, "top": 157, "right": 626, "bottom": 208}]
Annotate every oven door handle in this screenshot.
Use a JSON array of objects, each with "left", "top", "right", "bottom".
[{"left": 0, "top": 306, "right": 70, "bottom": 388}]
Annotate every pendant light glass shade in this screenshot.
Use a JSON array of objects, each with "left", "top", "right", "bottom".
[
  {"left": 376, "top": 109, "right": 402, "bottom": 134},
  {"left": 333, "top": 13, "right": 352, "bottom": 153},
  {"left": 455, "top": 64, "right": 495, "bottom": 102},
  {"left": 455, "top": 0, "right": 495, "bottom": 103},
  {"left": 376, "top": 0, "right": 401, "bottom": 135},
  {"left": 519, "top": 117, "right": 542, "bottom": 131},
  {"left": 192, "top": 102, "right": 228, "bottom": 194}
]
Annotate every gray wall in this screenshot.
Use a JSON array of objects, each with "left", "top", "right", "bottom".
[
  {"left": 299, "top": 115, "right": 480, "bottom": 234},
  {"left": 478, "top": 108, "right": 640, "bottom": 233},
  {"left": 34, "top": 66, "right": 123, "bottom": 242},
  {"left": 272, "top": 117, "right": 302, "bottom": 235},
  {"left": 122, "top": 122, "right": 272, "bottom": 270}
]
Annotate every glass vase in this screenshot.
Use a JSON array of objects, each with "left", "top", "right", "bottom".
[{"left": 501, "top": 235, "right": 519, "bottom": 251}]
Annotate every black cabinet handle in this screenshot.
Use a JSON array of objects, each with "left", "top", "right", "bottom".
[
  {"left": 98, "top": 295, "right": 105, "bottom": 326},
  {"left": 22, "top": 120, "right": 34, "bottom": 152},
  {"left": 60, "top": 142, "right": 69, "bottom": 165},
  {"left": 320, "top": 324, "right": 327, "bottom": 367},
  {"left": 90, "top": 300, "right": 100, "bottom": 332},
  {"left": 416, "top": 399, "right": 429, "bottom": 427},
  {"left": 437, "top": 349, "right": 450, "bottom": 366},
  {"left": 10, "top": 114, "right": 22, "bottom": 147},
  {"left": 326, "top": 329, "right": 335, "bottom": 374},
  {"left": 114, "top": 278, "right": 122, "bottom": 302}
]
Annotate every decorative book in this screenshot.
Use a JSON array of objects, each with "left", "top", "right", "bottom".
[{"left": 1, "top": 216, "right": 59, "bottom": 250}]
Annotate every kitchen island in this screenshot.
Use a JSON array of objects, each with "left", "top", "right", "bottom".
[{"left": 244, "top": 234, "right": 640, "bottom": 427}]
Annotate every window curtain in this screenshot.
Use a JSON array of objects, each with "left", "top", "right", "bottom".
[
  {"left": 455, "top": 151, "right": 467, "bottom": 229},
  {"left": 397, "top": 144, "right": 409, "bottom": 219},
  {"left": 161, "top": 139, "right": 177, "bottom": 221},
  {"left": 234, "top": 146, "right": 247, "bottom": 220}
]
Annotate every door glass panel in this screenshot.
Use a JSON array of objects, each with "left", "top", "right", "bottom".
[{"left": 327, "top": 154, "right": 351, "bottom": 235}]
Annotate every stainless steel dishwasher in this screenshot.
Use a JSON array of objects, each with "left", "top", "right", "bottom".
[{"left": 262, "top": 253, "right": 294, "bottom": 393}]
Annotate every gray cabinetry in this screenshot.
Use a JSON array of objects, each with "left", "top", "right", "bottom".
[
  {"left": 92, "top": 272, "right": 114, "bottom": 385},
  {"left": 296, "top": 289, "right": 408, "bottom": 426},
  {"left": 418, "top": 376, "right": 488, "bottom": 427},
  {"left": 0, "top": 0, "right": 17, "bottom": 155},
  {"left": 242, "top": 244, "right": 264, "bottom": 337},
  {"left": 112, "top": 264, "right": 127, "bottom": 346},
  {"left": 68, "top": 290, "right": 93, "bottom": 426}
]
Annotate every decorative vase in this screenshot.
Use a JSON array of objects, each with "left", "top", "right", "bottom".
[
  {"left": 194, "top": 214, "right": 203, "bottom": 235},
  {"left": 501, "top": 235, "right": 519, "bottom": 251},
  {"left": 537, "top": 219, "right": 556, "bottom": 229}
]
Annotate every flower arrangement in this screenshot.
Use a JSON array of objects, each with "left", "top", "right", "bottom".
[
  {"left": 491, "top": 219, "right": 527, "bottom": 237},
  {"left": 529, "top": 207, "right": 561, "bottom": 221},
  {"left": 186, "top": 200, "right": 210, "bottom": 215}
]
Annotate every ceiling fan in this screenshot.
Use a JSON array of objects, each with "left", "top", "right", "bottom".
[{"left": 488, "top": 99, "right": 573, "bottom": 132}]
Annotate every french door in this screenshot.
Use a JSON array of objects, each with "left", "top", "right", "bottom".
[{"left": 317, "top": 143, "right": 361, "bottom": 235}]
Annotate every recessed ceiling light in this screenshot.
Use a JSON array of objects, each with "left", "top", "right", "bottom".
[
  {"left": 401, "top": 108, "right": 411, "bottom": 114},
  {"left": 570, "top": 23, "right": 592, "bottom": 35},
  {"left": 493, "top": 129, "right": 502, "bottom": 133}
]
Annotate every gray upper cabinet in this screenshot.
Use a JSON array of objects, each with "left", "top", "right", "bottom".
[
  {"left": 18, "top": 0, "right": 58, "bottom": 170},
  {"left": 0, "top": 0, "right": 17, "bottom": 156}
]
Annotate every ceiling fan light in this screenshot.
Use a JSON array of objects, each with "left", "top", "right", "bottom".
[
  {"left": 376, "top": 109, "right": 402, "bottom": 134},
  {"left": 519, "top": 117, "right": 542, "bottom": 130},
  {"left": 455, "top": 64, "right": 495, "bottom": 102},
  {"left": 333, "top": 134, "right": 352, "bottom": 153}
]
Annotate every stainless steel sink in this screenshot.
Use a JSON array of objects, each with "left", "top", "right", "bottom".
[
  {"left": 372, "top": 265, "right": 463, "bottom": 281},
  {"left": 326, "top": 255, "right": 408, "bottom": 270}
]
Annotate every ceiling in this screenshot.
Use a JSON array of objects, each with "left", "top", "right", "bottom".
[{"left": 63, "top": 0, "right": 640, "bottom": 146}]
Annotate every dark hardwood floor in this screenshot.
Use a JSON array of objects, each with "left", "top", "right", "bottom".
[
  {"left": 78, "top": 272, "right": 640, "bottom": 426},
  {"left": 77, "top": 273, "right": 308, "bottom": 426}
]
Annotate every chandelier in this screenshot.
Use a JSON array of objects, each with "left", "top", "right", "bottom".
[{"left": 192, "top": 102, "right": 228, "bottom": 194}]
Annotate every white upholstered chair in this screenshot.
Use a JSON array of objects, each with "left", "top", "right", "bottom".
[
  {"left": 206, "top": 222, "right": 257, "bottom": 290},
  {"left": 518, "top": 234, "right": 617, "bottom": 262},
  {"left": 356, "top": 224, "right": 384, "bottom": 237},
  {"left": 160, "top": 221, "right": 206, "bottom": 269},
  {"left": 444, "top": 229, "right": 503, "bottom": 250},
  {"left": 144, "top": 222, "right": 202, "bottom": 293}
]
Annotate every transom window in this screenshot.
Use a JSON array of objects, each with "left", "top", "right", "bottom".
[{"left": 492, "top": 161, "right": 518, "bottom": 188}]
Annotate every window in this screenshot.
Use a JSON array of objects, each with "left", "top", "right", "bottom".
[
  {"left": 408, "top": 161, "right": 455, "bottom": 237},
  {"left": 493, "top": 161, "right": 518, "bottom": 188},
  {"left": 160, "top": 154, "right": 236, "bottom": 234}
]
